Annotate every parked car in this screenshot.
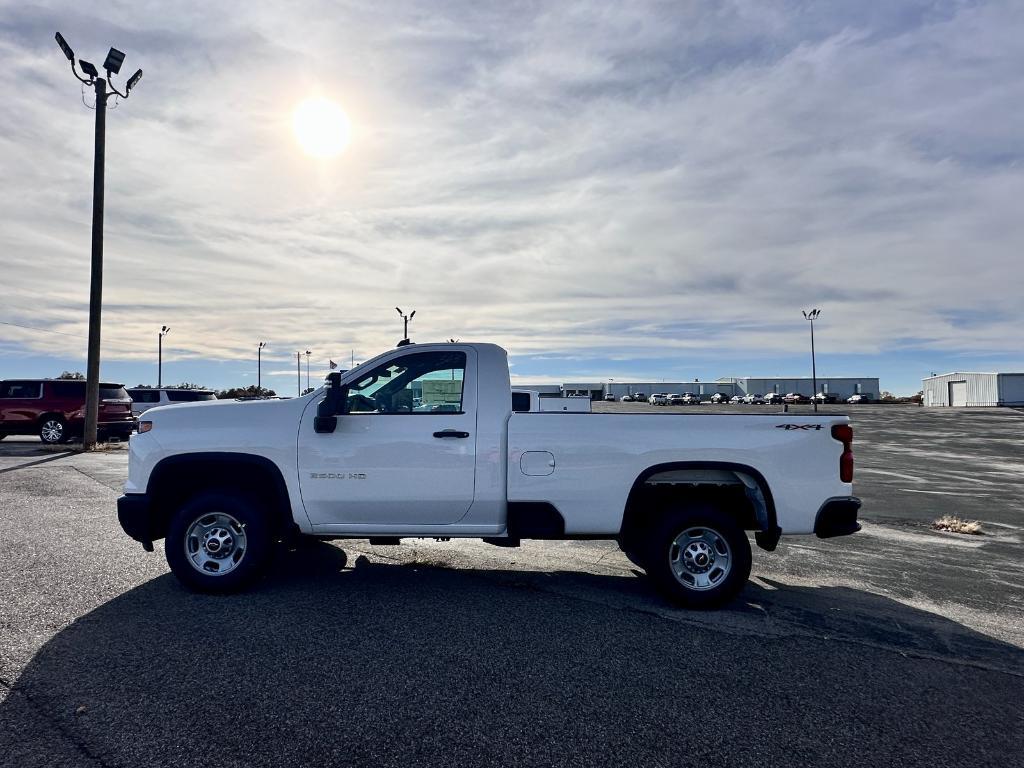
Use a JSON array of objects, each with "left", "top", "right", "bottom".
[
  {"left": 729, "top": 395, "right": 744, "bottom": 404},
  {"left": 127, "top": 388, "right": 218, "bottom": 417},
  {"left": 117, "top": 341, "right": 860, "bottom": 608},
  {"left": 710, "top": 393, "right": 729, "bottom": 404},
  {"left": 847, "top": 394, "right": 871, "bottom": 404},
  {"left": 667, "top": 393, "right": 685, "bottom": 406},
  {"left": 0, "top": 379, "right": 135, "bottom": 444},
  {"left": 783, "top": 393, "right": 809, "bottom": 404},
  {"left": 813, "top": 392, "right": 839, "bottom": 404},
  {"left": 619, "top": 395, "right": 634, "bottom": 402},
  {"left": 764, "top": 393, "right": 785, "bottom": 405},
  {"left": 742, "top": 393, "right": 765, "bottom": 405},
  {"left": 648, "top": 393, "right": 668, "bottom": 405},
  {"left": 632, "top": 392, "right": 646, "bottom": 402},
  {"left": 603, "top": 393, "right": 616, "bottom": 402}
]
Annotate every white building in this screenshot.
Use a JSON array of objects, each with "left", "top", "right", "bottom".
[
  {"left": 522, "top": 376, "right": 880, "bottom": 402},
  {"left": 922, "top": 372, "right": 1024, "bottom": 407},
  {"left": 735, "top": 377, "right": 878, "bottom": 399}
]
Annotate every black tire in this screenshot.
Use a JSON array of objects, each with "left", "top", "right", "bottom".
[
  {"left": 165, "top": 490, "right": 273, "bottom": 593},
  {"left": 38, "top": 416, "right": 67, "bottom": 445},
  {"left": 641, "top": 504, "right": 752, "bottom": 609}
]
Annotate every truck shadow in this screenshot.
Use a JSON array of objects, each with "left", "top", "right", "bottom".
[{"left": 2, "top": 541, "right": 1021, "bottom": 767}]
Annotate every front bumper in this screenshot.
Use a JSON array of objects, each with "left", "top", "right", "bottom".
[
  {"left": 117, "top": 493, "right": 156, "bottom": 551},
  {"left": 814, "top": 496, "right": 862, "bottom": 538}
]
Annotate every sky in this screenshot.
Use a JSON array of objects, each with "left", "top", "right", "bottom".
[{"left": 1, "top": 0, "right": 1022, "bottom": 395}]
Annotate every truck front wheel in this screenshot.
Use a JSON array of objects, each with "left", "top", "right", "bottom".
[
  {"left": 165, "top": 491, "right": 273, "bottom": 593},
  {"left": 642, "top": 505, "right": 752, "bottom": 609}
]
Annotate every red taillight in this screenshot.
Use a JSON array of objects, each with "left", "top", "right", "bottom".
[
  {"left": 831, "top": 424, "right": 854, "bottom": 482},
  {"left": 831, "top": 424, "right": 853, "bottom": 443}
]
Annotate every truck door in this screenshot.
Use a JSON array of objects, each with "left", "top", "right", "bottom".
[{"left": 298, "top": 348, "right": 477, "bottom": 526}]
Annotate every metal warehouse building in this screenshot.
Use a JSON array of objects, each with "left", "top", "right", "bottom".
[
  {"left": 922, "top": 372, "right": 1024, "bottom": 407},
  {"left": 603, "top": 377, "right": 878, "bottom": 401},
  {"left": 735, "top": 377, "right": 878, "bottom": 399},
  {"left": 601, "top": 381, "right": 734, "bottom": 400}
]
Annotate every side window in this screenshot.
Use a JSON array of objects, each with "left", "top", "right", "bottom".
[
  {"left": 511, "top": 392, "right": 532, "bottom": 412},
  {"left": 166, "top": 390, "right": 215, "bottom": 402},
  {"left": 0, "top": 381, "right": 42, "bottom": 398},
  {"left": 50, "top": 381, "right": 86, "bottom": 398},
  {"left": 345, "top": 351, "right": 466, "bottom": 414},
  {"left": 129, "top": 389, "right": 160, "bottom": 403}
]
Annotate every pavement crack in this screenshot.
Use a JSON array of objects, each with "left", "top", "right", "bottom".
[{"left": 0, "top": 674, "right": 114, "bottom": 767}]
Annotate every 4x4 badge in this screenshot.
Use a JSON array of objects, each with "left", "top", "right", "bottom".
[{"left": 776, "top": 424, "right": 823, "bottom": 430}]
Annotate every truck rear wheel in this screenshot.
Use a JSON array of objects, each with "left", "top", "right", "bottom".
[
  {"left": 642, "top": 504, "right": 751, "bottom": 609},
  {"left": 165, "top": 491, "right": 273, "bottom": 593}
]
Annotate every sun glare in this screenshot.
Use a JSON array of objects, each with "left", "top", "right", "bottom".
[{"left": 292, "top": 97, "right": 351, "bottom": 159}]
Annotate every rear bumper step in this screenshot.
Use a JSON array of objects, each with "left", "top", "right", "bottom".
[{"left": 814, "top": 496, "right": 862, "bottom": 538}]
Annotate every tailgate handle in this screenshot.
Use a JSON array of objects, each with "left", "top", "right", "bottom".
[{"left": 433, "top": 429, "right": 470, "bottom": 439}]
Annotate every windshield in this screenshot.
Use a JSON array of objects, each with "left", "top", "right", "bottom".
[{"left": 99, "top": 385, "right": 130, "bottom": 401}]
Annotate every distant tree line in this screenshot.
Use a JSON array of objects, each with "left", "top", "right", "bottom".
[{"left": 215, "top": 385, "right": 277, "bottom": 399}]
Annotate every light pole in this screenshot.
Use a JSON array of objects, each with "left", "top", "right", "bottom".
[
  {"left": 802, "top": 308, "right": 821, "bottom": 412},
  {"left": 305, "top": 350, "right": 312, "bottom": 392},
  {"left": 395, "top": 307, "right": 415, "bottom": 345},
  {"left": 257, "top": 341, "right": 267, "bottom": 391},
  {"left": 55, "top": 32, "right": 143, "bottom": 449},
  {"left": 157, "top": 326, "right": 170, "bottom": 387}
]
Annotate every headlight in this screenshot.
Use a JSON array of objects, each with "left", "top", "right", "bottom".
[{"left": 139, "top": 421, "right": 153, "bottom": 433}]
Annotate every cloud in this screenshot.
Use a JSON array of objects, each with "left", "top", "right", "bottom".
[{"left": 1, "top": 0, "right": 1022, "bottom": 383}]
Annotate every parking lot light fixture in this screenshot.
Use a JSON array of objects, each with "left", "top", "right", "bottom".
[
  {"left": 54, "top": 31, "right": 143, "bottom": 449},
  {"left": 55, "top": 32, "right": 75, "bottom": 61},
  {"left": 103, "top": 47, "right": 125, "bottom": 75},
  {"left": 305, "top": 350, "right": 312, "bottom": 391},
  {"left": 126, "top": 69, "right": 143, "bottom": 92},
  {"left": 802, "top": 309, "right": 822, "bottom": 412},
  {"left": 158, "top": 326, "right": 170, "bottom": 387},
  {"left": 258, "top": 341, "right": 268, "bottom": 390},
  {"left": 396, "top": 307, "right": 415, "bottom": 345}
]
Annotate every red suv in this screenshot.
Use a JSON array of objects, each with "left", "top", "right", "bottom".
[{"left": 0, "top": 379, "right": 135, "bottom": 444}]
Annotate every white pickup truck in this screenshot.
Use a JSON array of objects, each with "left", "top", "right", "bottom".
[{"left": 117, "top": 343, "right": 859, "bottom": 608}]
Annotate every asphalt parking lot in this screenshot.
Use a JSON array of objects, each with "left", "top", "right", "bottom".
[{"left": 1, "top": 404, "right": 1022, "bottom": 767}]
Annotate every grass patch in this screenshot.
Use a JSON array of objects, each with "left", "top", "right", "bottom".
[{"left": 932, "top": 515, "right": 983, "bottom": 535}]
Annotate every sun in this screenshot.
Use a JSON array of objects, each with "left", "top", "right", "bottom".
[{"left": 292, "top": 97, "right": 351, "bottom": 158}]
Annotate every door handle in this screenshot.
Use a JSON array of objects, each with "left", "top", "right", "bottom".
[{"left": 433, "top": 429, "right": 470, "bottom": 438}]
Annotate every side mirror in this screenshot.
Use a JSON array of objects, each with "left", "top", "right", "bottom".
[{"left": 314, "top": 373, "right": 346, "bottom": 434}]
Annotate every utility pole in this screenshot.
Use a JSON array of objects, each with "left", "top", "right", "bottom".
[
  {"left": 802, "top": 309, "right": 821, "bottom": 412},
  {"left": 258, "top": 341, "right": 267, "bottom": 390},
  {"left": 157, "top": 326, "right": 170, "bottom": 387},
  {"left": 305, "top": 350, "right": 312, "bottom": 392},
  {"left": 55, "top": 33, "right": 143, "bottom": 448},
  {"left": 296, "top": 351, "right": 301, "bottom": 396}
]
